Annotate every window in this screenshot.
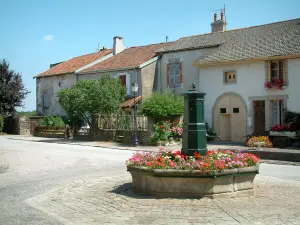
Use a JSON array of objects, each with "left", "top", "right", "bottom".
[
  {"left": 220, "top": 108, "right": 226, "bottom": 114},
  {"left": 233, "top": 108, "right": 239, "bottom": 113},
  {"left": 271, "top": 100, "right": 283, "bottom": 126},
  {"left": 167, "top": 60, "right": 182, "bottom": 88},
  {"left": 224, "top": 71, "right": 236, "bottom": 83},
  {"left": 267, "top": 60, "right": 286, "bottom": 85},
  {"left": 119, "top": 75, "right": 126, "bottom": 87},
  {"left": 58, "top": 82, "right": 62, "bottom": 87},
  {"left": 43, "top": 92, "right": 48, "bottom": 108}
]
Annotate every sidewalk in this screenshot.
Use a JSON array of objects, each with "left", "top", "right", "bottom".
[{"left": 4, "top": 135, "right": 300, "bottom": 162}]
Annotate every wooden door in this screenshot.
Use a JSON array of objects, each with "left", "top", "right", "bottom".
[
  {"left": 253, "top": 101, "right": 265, "bottom": 134},
  {"left": 230, "top": 95, "right": 247, "bottom": 142}
]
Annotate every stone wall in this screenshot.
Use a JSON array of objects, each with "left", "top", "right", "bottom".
[
  {"left": 3, "top": 116, "right": 30, "bottom": 135},
  {"left": 93, "top": 129, "right": 152, "bottom": 145},
  {"left": 29, "top": 116, "right": 44, "bottom": 135},
  {"left": 141, "top": 61, "right": 158, "bottom": 99}
]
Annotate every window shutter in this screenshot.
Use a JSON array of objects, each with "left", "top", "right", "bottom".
[
  {"left": 284, "top": 60, "right": 288, "bottom": 86},
  {"left": 166, "top": 64, "right": 170, "bottom": 87},
  {"left": 179, "top": 62, "right": 183, "bottom": 84},
  {"left": 265, "top": 61, "right": 270, "bottom": 82}
]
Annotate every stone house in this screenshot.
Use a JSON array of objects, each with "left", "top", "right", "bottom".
[
  {"left": 78, "top": 38, "right": 171, "bottom": 109},
  {"left": 35, "top": 36, "right": 172, "bottom": 116},
  {"left": 34, "top": 48, "right": 112, "bottom": 116},
  {"left": 157, "top": 14, "right": 300, "bottom": 142}
]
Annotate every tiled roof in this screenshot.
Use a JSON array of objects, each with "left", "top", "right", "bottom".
[
  {"left": 35, "top": 49, "right": 112, "bottom": 77},
  {"left": 83, "top": 42, "right": 172, "bottom": 72},
  {"left": 157, "top": 18, "right": 300, "bottom": 64},
  {"left": 120, "top": 96, "right": 142, "bottom": 108}
]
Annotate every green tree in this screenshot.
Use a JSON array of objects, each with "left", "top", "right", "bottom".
[
  {"left": 58, "top": 74, "right": 126, "bottom": 127},
  {"left": 141, "top": 92, "right": 184, "bottom": 118},
  {"left": 0, "top": 59, "right": 30, "bottom": 116}
]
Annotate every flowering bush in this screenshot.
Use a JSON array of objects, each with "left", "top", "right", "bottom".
[
  {"left": 126, "top": 149, "right": 259, "bottom": 174},
  {"left": 246, "top": 136, "right": 273, "bottom": 148},
  {"left": 151, "top": 121, "right": 172, "bottom": 143},
  {"left": 264, "top": 78, "right": 285, "bottom": 90},
  {"left": 271, "top": 124, "right": 297, "bottom": 132},
  {"left": 170, "top": 121, "right": 183, "bottom": 138}
]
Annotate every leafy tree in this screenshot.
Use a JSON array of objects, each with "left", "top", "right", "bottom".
[
  {"left": 0, "top": 59, "right": 30, "bottom": 116},
  {"left": 141, "top": 92, "right": 184, "bottom": 118},
  {"left": 58, "top": 74, "right": 126, "bottom": 127}
]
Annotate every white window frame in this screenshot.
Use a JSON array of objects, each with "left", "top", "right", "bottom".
[
  {"left": 224, "top": 71, "right": 236, "bottom": 84},
  {"left": 271, "top": 100, "right": 284, "bottom": 126}
]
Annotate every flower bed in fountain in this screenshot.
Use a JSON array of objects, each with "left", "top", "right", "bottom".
[{"left": 126, "top": 149, "right": 260, "bottom": 198}]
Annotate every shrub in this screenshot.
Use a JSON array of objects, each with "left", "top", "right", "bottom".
[
  {"left": 0, "top": 116, "right": 4, "bottom": 132},
  {"left": 141, "top": 92, "right": 184, "bottom": 118},
  {"left": 151, "top": 121, "right": 172, "bottom": 143},
  {"left": 40, "top": 116, "right": 65, "bottom": 127},
  {"left": 246, "top": 136, "right": 273, "bottom": 148}
]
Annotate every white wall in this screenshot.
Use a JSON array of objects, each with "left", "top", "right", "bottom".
[
  {"left": 160, "top": 48, "right": 216, "bottom": 94},
  {"left": 198, "top": 58, "right": 300, "bottom": 131},
  {"left": 286, "top": 58, "right": 300, "bottom": 112},
  {"left": 36, "top": 73, "right": 77, "bottom": 116}
]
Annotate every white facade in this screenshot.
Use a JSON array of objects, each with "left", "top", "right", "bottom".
[
  {"left": 160, "top": 48, "right": 216, "bottom": 94},
  {"left": 198, "top": 58, "right": 300, "bottom": 137}
]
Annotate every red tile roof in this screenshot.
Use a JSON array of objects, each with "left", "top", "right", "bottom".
[
  {"left": 82, "top": 42, "right": 172, "bottom": 73},
  {"left": 120, "top": 96, "right": 142, "bottom": 108},
  {"left": 35, "top": 49, "right": 112, "bottom": 77}
]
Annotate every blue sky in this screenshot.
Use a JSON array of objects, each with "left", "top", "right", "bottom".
[{"left": 0, "top": 0, "right": 299, "bottom": 111}]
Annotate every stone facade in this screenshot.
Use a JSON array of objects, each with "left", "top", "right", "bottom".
[
  {"left": 140, "top": 61, "right": 159, "bottom": 99},
  {"left": 36, "top": 74, "right": 76, "bottom": 116}
]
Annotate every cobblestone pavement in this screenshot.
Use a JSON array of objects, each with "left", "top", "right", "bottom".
[{"left": 27, "top": 174, "right": 300, "bottom": 225}]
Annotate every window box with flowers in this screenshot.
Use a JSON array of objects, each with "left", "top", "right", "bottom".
[
  {"left": 269, "top": 124, "right": 297, "bottom": 138},
  {"left": 264, "top": 60, "right": 288, "bottom": 90},
  {"left": 126, "top": 149, "right": 260, "bottom": 198}
]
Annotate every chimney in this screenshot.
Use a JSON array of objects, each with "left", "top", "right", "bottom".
[
  {"left": 210, "top": 11, "right": 227, "bottom": 33},
  {"left": 220, "top": 11, "right": 224, "bottom": 21},
  {"left": 113, "top": 36, "right": 124, "bottom": 55}
]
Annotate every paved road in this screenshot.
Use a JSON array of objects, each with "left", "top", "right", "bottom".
[{"left": 0, "top": 136, "right": 300, "bottom": 225}]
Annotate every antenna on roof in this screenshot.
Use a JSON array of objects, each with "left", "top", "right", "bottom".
[
  {"left": 224, "top": 4, "right": 226, "bottom": 23},
  {"left": 166, "top": 36, "right": 169, "bottom": 42},
  {"left": 96, "top": 43, "right": 100, "bottom": 51}
]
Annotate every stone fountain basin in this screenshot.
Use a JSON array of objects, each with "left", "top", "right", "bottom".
[{"left": 128, "top": 166, "right": 259, "bottom": 199}]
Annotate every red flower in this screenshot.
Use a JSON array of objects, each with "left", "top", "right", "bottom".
[{"left": 194, "top": 152, "right": 202, "bottom": 159}]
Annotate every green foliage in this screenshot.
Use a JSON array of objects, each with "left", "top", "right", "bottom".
[
  {"left": 284, "top": 111, "right": 300, "bottom": 130},
  {"left": 141, "top": 92, "right": 184, "bottom": 118},
  {"left": 151, "top": 121, "right": 172, "bottom": 143},
  {"left": 58, "top": 75, "right": 126, "bottom": 126},
  {"left": 0, "top": 115, "right": 4, "bottom": 132},
  {"left": 40, "top": 116, "right": 65, "bottom": 127},
  {"left": 0, "top": 59, "right": 30, "bottom": 116},
  {"left": 17, "top": 110, "right": 36, "bottom": 116}
]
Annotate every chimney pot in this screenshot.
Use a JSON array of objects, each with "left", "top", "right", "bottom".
[
  {"left": 214, "top": 13, "right": 217, "bottom": 22},
  {"left": 113, "top": 36, "right": 124, "bottom": 55},
  {"left": 220, "top": 11, "right": 224, "bottom": 21}
]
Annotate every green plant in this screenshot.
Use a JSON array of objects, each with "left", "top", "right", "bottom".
[
  {"left": 284, "top": 111, "right": 300, "bottom": 130},
  {"left": 58, "top": 75, "right": 126, "bottom": 127},
  {"left": 0, "top": 115, "right": 4, "bottom": 132},
  {"left": 151, "top": 121, "right": 172, "bottom": 143},
  {"left": 40, "top": 116, "right": 65, "bottom": 127},
  {"left": 141, "top": 92, "right": 184, "bottom": 118}
]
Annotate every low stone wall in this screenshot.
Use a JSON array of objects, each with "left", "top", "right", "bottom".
[
  {"left": 93, "top": 129, "right": 151, "bottom": 145},
  {"left": 29, "top": 116, "right": 44, "bottom": 135},
  {"left": 128, "top": 166, "right": 259, "bottom": 198},
  {"left": 3, "top": 116, "right": 30, "bottom": 135}
]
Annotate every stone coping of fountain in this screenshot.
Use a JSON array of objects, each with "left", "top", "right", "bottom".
[{"left": 127, "top": 166, "right": 259, "bottom": 198}]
